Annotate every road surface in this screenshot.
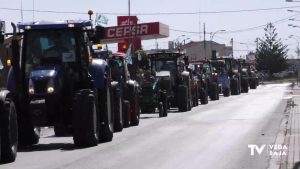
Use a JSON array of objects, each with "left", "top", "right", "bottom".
[{"left": 1, "top": 83, "right": 290, "bottom": 169}]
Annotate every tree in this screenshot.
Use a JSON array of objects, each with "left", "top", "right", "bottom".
[{"left": 256, "top": 23, "right": 288, "bottom": 75}]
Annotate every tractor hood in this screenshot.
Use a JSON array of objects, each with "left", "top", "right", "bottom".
[
  {"left": 156, "top": 71, "right": 170, "bottom": 77},
  {"left": 30, "top": 66, "right": 59, "bottom": 80},
  {"left": 28, "top": 65, "right": 62, "bottom": 96}
]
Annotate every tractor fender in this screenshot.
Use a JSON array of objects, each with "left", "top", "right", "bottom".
[
  {"left": 126, "top": 80, "right": 138, "bottom": 87},
  {"left": 89, "top": 59, "right": 108, "bottom": 89},
  {"left": 0, "top": 90, "right": 12, "bottom": 103},
  {"left": 181, "top": 71, "right": 190, "bottom": 77},
  {"left": 111, "top": 81, "right": 119, "bottom": 89}
]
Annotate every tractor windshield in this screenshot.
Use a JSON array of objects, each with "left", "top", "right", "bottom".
[
  {"left": 203, "top": 63, "right": 212, "bottom": 74},
  {"left": 24, "top": 29, "right": 77, "bottom": 76},
  {"left": 152, "top": 59, "right": 177, "bottom": 72}
]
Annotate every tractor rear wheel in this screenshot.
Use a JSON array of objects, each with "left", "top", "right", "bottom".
[
  {"left": 98, "top": 82, "right": 114, "bottom": 143},
  {"left": 158, "top": 102, "right": 163, "bottom": 118},
  {"left": 231, "top": 79, "right": 239, "bottom": 95},
  {"left": 130, "top": 92, "right": 140, "bottom": 126},
  {"left": 73, "top": 90, "right": 99, "bottom": 147},
  {"left": 113, "top": 87, "right": 123, "bottom": 132},
  {"left": 123, "top": 100, "right": 131, "bottom": 128},
  {"left": 241, "top": 79, "right": 249, "bottom": 93},
  {"left": 209, "top": 83, "right": 218, "bottom": 101},
  {"left": 250, "top": 80, "right": 257, "bottom": 89},
  {"left": 1, "top": 101, "right": 18, "bottom": 163},
  {"left": 223, "top": 88, "right": 230, "bottom": 97},
  {"left": 162, "top": 95, "right": 168, "bottom": 117},
  {"left": 178, "top": 85, "right": 189, "bottom": 112},
  {"left": 200, "top": 88, "right": 208, "bottom": 104}
]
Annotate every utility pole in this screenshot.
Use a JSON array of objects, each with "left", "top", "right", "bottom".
[
  {"left": 204, "top": 23, "right": 206, "bottom": 59},
  {"left": 230, "top": 38, "right": 234, "bottom": 58}
]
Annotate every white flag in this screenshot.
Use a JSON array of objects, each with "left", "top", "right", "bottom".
[{"left": 126, "top": 44, "right": 133, "bottom": 64}]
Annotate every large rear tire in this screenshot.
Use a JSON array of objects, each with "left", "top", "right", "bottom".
[
  {"left": 162, "top": 95, "right": 168, "bottom": 117},
  {"left": 123, "top": 100, "right": 131, "bottom": 128},
  {"left": 113, "top": 87, "right": 123, "bottom": 132},
  {"left": 72, "top": 90, "right": 99, "bottom": 147},
  {"left": 223, "top": 88, "right": 230, "bottom": 97},
  {"left": 200, "top": 88, "right": 208, "bottom": 104},
  {"left": 241, "top": 79, "right": 249, "bottom": 93},
  {"left": 250, "top": 80, "right": 257, "bottom": 89},
  {"left": 230, "top": 79, "right": 239, "bottom": 95},
  {"left": 130, "top": 92, "right": 140, "bottom": 126},
  {"left": 98, "top": 82, "right": 114, "bottom": 143},
  {"left": 1, "top": 101, "right": 18, "bottom": 163},
  {"left": 178, "top": 85, "right": 189, "bottom": 112},
  {"left": 209, "top": 83, "right": 218, "bottom": 101}
]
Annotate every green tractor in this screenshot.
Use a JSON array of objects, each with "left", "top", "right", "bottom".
[
  {"left": 139, "top": 70, "right": 168, "bottom": 117},
  {"left": 146, "top": 51, "right": 193, "bottom": 112}
]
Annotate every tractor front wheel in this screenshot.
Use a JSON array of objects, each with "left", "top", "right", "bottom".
[
  {"left": 72, "top": 90, "right": 99, "bottom": 147},
  {"left": 1, "top": 101, "right": 18, "bottom": 163}
]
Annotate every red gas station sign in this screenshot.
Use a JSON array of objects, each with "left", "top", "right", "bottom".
[
  {"left": 101, "top": 16, "right": 169, "bottom": 52},
  {"left": 103, "top": 22, "right": 169, "bottom": 43}
]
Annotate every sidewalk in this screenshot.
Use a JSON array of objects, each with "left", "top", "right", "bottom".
[{"left": 276, "top": 84, "right": 300, "bottom": 169}]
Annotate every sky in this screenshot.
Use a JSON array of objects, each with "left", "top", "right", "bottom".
[{"left": 0, "top": 0, "right": 300, "bottom": 58}]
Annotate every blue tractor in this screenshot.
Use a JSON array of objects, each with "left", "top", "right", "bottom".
[
  {"left": 0, "top": 20, "right": 114, "bottom": 148},
  {"left": 211, "top": 59, "right": 231, "bottom": 97}
]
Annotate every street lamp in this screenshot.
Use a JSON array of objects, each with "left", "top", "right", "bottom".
[
  {"left": 288, "top": 24, "right": 300, "bottom": 28},
  {"left": 286, "top": 0, "right": 300, "bottom": 2},
  {"left": 288, "top": 9, "right": 300, "bottom": 13},
  {"left": 210, "top": 30, "right": 226, "bottom": 59}
]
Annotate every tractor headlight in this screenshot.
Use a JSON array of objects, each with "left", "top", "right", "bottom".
[
  {"left": 47, "top": 79, "right": 55, "bottom": 94},
  {"left": 28, "top": 79, "right": 35, "bottom": 95},
  {"left": 47, "top": 87, "right": 54, "bottom": 93}
]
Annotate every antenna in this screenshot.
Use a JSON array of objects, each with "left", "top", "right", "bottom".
[
  {"left": 198, "top": 0, "right": 201, "bottom": 41},
  {"left": 21, "top": 0, "right": 24, "bottom": 22},
  {"left": 33, "top": 0, "right": 35, "bottom": 22}
]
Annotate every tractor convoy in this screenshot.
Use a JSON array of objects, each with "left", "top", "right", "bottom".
[{"left": 0, "top": 18, "right": 259, "bottom": 163}]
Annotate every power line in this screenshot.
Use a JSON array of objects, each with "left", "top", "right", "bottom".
[
  {"left": 166, "top": 13, "right": 298, "bottom": 36},
  {"left": 134, "top": 5, "right": 300, "bottom": 15},
  {"left": 1, "top": 5, "right": 300, "bottom": 16}
]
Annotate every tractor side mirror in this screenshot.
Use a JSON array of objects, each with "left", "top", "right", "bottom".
[
  {"left": 183, "top": 56, "right": 189, "bottom": 66},
  {"left": 94, "top": 26, "right": 105, "bottom": 43},
  {"left": 0, "top": 34, "right": 4, "bottom": 44}
]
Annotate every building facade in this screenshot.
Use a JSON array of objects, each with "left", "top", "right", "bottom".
[{"left": 182, "top": 41, "right": 233, "bottom": 61}]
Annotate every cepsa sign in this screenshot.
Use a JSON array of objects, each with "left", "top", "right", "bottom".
[
  {"left": 102, "top": 22, "right": 169, "bottom": 44},
  {"left": 107, "top": 24, "right": 148, "bottom": 38}
]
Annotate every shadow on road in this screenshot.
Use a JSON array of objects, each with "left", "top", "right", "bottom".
[{"left": 18, "top": 143, "right": 75, "bottom": 152}]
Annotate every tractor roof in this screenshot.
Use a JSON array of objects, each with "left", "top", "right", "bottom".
[
  {"left": 112, "top": 52, "right": 127, "bottom": 59},
  {"left": 17, "top": 20, "right": 92, "bottom": 30},
  {"left": 190, "top": 60, "right": 210, "bottom": 65}
]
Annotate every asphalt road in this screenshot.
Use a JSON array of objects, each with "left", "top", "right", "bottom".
[{"left": 1, "top": 83, "right": 290, "bottom": 169}]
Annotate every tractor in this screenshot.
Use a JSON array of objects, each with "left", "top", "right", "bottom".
[
  {"left": 139, "top": 69, "right": 168, "bottom": 117},
  {"left": 190, "top": 60, "right": 219, "bottom": 102},
  {"left": 223, "top": 58, "right": 242, "bottom": 95},
  {"left": 148, "top": 51, "right": 192, "bottom": 112},
  {"left": 93, "top": 50, "right": 140, "bottom": 127},
  {"left": 0, "top": 20, "right": 115, "bottom": 148},
  {"left": 237, "top": 59, "right": 250, "bottom": 93},
  {"left": 239, "top": 59, "right": 259, "bottom": 90},
  {"left": 210, "top": 59, "right": 231, "bottom": 97}
]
